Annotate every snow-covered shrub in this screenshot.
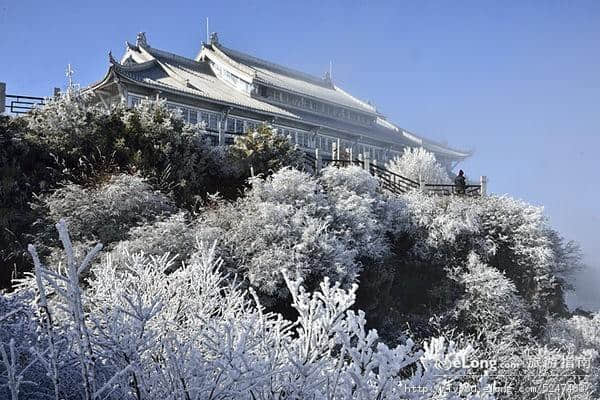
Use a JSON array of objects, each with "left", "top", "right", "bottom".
[
  {"left": 25, "top": 91, "right": 123, "bottom": 186},
  {"left": 455, "top": 253, "right": 532, "bottom": 338},
  {"left": 26, "top": 93, "right": 245, "bottom": 206},
  {"left": 7, "top": 221, "right": 494, "bottom": 399},
  {"left": 319, "top": 164, "right": 380, "bottom": 197},
  {"left": 545, "top": 312, "right": 600, "bottom": 355},
  {"left": 109, "top": 212, "right": 198, "bottom": 270},
  {"left": 230, "top": 124, "right": 303, "bottom": 177},
  {"left": 477, "top": 195, "right": 578, "bottom": 323},
  {"left": 197, "top": 167, "right": 408, "bottom": 302},
  {"left": 396, "top": 190, "right": 485, "bottom": 264},
  {"left": 386, "top": 147, "right": 451, "bottom": 184},
  {"left": 40, "top": 174, "right": 175, "bottom": 245},
  {"left": 319, "top": 165, "right": 390, "bottom": 260},
  {"left": 121, "top": 99, "right": 246, "bottom": 204},
  {"left": 365, "top": 190, "right": 580, "bottom": 343},
  {"left": 198, "top": 169, "right": 359, "bottom": 300}
]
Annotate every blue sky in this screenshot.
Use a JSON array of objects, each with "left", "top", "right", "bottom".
[{"left": 2, "top": 1, "right": 599, "bottom": 308}]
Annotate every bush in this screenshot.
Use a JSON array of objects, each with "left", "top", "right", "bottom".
[
  {"left": 386, "top": 147, "right": 451, "bottom": 184},
  {"left": 319, "top": 165, "right": 391, "bottom": 260},
  {"left": 39, "top": 174, "right": 176, "bottom": 245},
  {"left": 230, "top": 124, "right": 303, "bottom": 177},
  {"left": 1, "top": 222, "right": 493, "bottom": 399},
  {"left": 1, "top": 94, "right": 249, "bottom": 288},
  {"left": 455, "top": 252, "right": 532, "bottom": 337},
  {"left": 362, "top": 190, "right": 580, "bottom": 342},
  {"left": 109, "top": 212, "right": 198, "bottom": 270},
  {"left": 197, "top": 168, "right": 359, "bottom": 301}
]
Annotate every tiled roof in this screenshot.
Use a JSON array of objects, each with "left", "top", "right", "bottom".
[
  {"left": 88, "top": 37, "right": 470, "bottom": 160},
  {"left": 215, "top": 44, "right": 379, "bottom": 116},
  {"left": 111, "top": 47, "right": 299, "bottom": 119}
]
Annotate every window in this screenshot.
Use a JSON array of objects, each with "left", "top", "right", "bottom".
[
  {"left": 227, "top": 117, "right": 235, "bottom": 132},
  {"left": 209, "top": 114, "right": 218, "bottom": 130},
  {"left": 189, "top": 110, "right": 197, "bottom": 124},
  {"left": 235, "top": 119, "right": 244, "bottom": 133},
  {"left": 260, "top": 86, "right": 268, "bottom": 97},
  {"left": 285, "top": 130, "right": 293, "bottom": 143},
  {"left": 129, "top": 95, "right": 143, "bottom": 107},
  {"left": 201, "top": 112, "right": 210, "bottom": 125}
]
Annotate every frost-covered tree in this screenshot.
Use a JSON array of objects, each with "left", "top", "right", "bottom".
[
  {"left": 319, "top": 165, "right": 391, "bottom": 260},
  {"left": 229, "top": 124, "right": 303, "bottom": 177},
  {"left": 196, "top": 167, "right": 406, "bottom": 302},
  {"left": 197, "top": 168, "right": 360, "bottom": 301},
  {"left": 386, "top": 147, "right": 451, "bottom": 184}
]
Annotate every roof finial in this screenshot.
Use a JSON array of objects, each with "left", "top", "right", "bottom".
[
  {"left": 210, "top": 32, "right": 219, "bottom": 45},
  {"left": 323, "top": 61, "right": 333, "bottom": 85},
  {"left": 206, "top": 17, "right": 209, "bottom": 44},
  {"left": 108, "top": 51, "right": 116, "bottom": 65},
  {"left": 136, "top": 32, "right": 148, "bottom": 47}
]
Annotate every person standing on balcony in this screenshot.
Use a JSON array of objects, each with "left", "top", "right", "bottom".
[{"left": 454, "top": 170, "right": 466, "bottom": 194}]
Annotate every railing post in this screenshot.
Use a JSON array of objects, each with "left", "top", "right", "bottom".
[
  {"left": 0, "top": 82, "right": 5, "bottom": 115},
  {"left": 336, "top": 138, "right": 340, "bottom": 161},
  {"left": 349, "top": 147, "right": 353, "bottom": 164},
  {"left": 358, "top": 153, "right": 363, "bottom": 170},
  {"left": 218, "top": 121, "right": 224, "bottom": 145},
  {"left": 480, "top": 175, "right": 487, "bottom": 196},
  {"left": 332, "top": 141, "right": 337, "bottom": 162},
  {"left": 315, "top": 148, "right": 321, "bottom": 174}
]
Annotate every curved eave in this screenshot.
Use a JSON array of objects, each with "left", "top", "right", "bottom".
[
  {"left": 401, "top": 130, "right": 471, "bottom": 159},
  {"left": 108, "top": 67, "right": 300, "bottom": 121},
  {"left": 85, "top": 66, "right": 118, "bottom": 93}
]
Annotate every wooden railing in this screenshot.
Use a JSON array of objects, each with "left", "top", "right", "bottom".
[
  {"left": 302, "top": 149, "right": 485, "bottom": 197},
  {"left": 424, "top": 184, "right": 482, "bottom": 196}
]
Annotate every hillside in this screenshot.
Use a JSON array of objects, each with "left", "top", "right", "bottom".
[{"left": 0, "top": 94, "right": 598, "bottom": 399}]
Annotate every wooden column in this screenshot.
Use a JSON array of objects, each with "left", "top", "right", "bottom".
[
  {"left": 332, "top": 141, "right": 338, "bottom": 161},
  {"left": 218, "top": 121, "right": 225, "bottom": 145}
]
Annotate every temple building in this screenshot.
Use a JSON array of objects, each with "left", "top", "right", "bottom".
[{"left": 86, "top": 32, "right": 469, "bottom": 169}]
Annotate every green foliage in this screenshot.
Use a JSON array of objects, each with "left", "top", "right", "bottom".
[
  {"left": 0, "top": 116, "right": 52, "bottom": 287},
  {"left": 0, "top": 94, "right": 247, "bottom": 287},
  {"left": 229, "top": 124, "right": 303, "bottom": 177}
]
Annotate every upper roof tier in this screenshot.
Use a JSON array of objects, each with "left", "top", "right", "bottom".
[{"left": 199, "top": 40, "right": 380, "bottom": 116}]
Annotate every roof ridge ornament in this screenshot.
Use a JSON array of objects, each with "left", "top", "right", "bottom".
[
  {"left": 323, "top": 70, "right": 332, "bottom": 86},
  {"left": 108, "top": 51, "right": 117, "bottom": 65},
  {"left": 210, "top": 32, "right": 219, "bottom": 46},
  {"left": 136, "top": 32, "right": 148, "bottom": 47}
]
